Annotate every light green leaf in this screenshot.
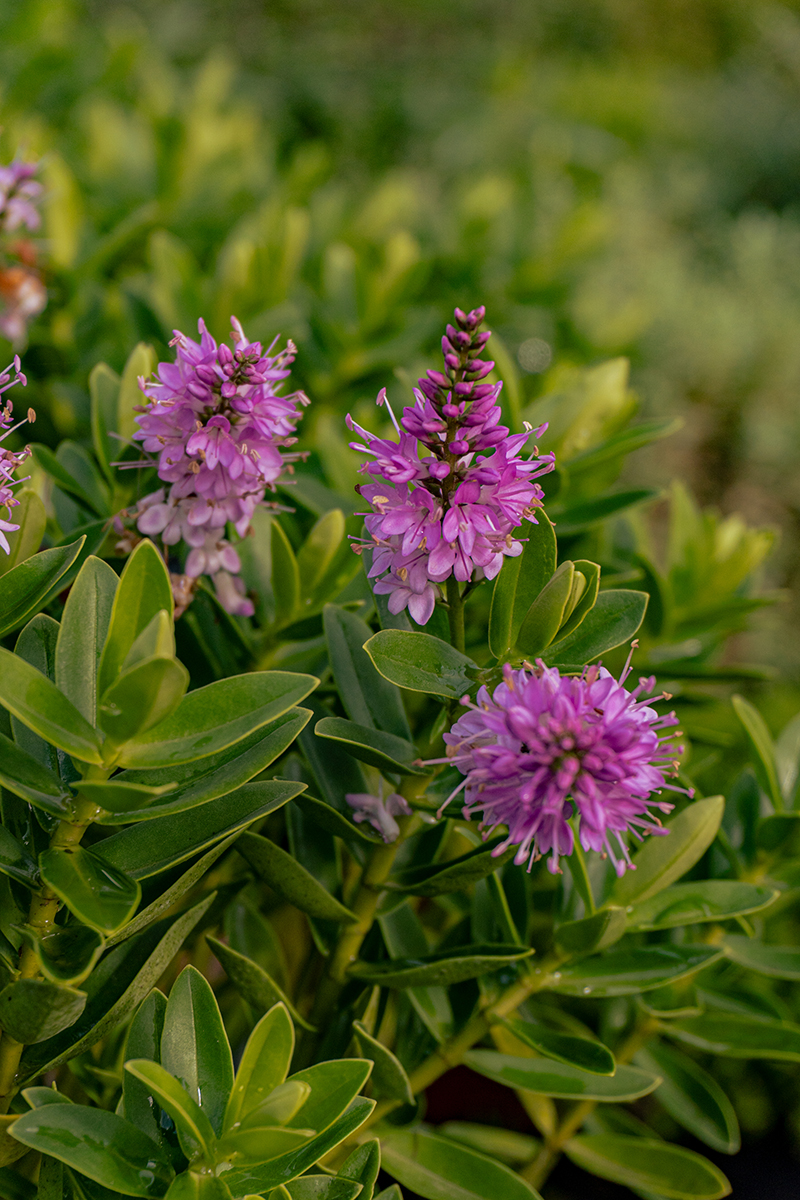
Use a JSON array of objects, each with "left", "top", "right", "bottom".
[
  {"left": 554, "top": 559, "right": 601, "bottom": 642},
  {"left": 165, "top": 1171, "right": 232, "bottom": 1200},
  {"left": 551, "top": 944, "right": 721, "bottom": 997},
  {"left": 438, "top": 1123, "right": 538, "bottom": 1167},
  {"left": 515, "top": 561, "right": 575, "bottom": 657},
  {"left": 337, "top": 1138, "right": 381, "bottom": 1200},
  {"left": 348, "top": 946, "right": 533, "bottom": 988},
  {"left": 0, "top": 538, "right": 85, "bottom": 640},
  {"left": 55, "top": 556, "right": 118, "bottom": 725},
  {"left": 732, "top": 695, "right": 783, "bottom": 810},
  {"left": 552, "top": 488, "right": 658, "bottom": 534},
  {"left": 353, "top": 1020, "right": 414, "bottom": 1103},
  {"left": 89, "top": 361, "right": 121, "bottom": 481},
  {"left": 224, "top": 1004, "right": 295, "bottom": 1133},
  {"left": 39, "top": 846, "right": 141, "bottom": 935},
  {"left": 0, "top": 732, "right": 71, "bottom": 815},
  {"left": 637, "top": 1043, "right": 739, "bottom": 1154},
  {"left": 314, "top": 717, "right": 423, "bottom": 776},
  {"left": 216, "top": 1126, "right": 316, "bottom": 1166},
  {"left": 563, "top": 1135, "right": 730, "bottom": 1200},
  {"left": 0, "top": 980, "right": 86, "bottom": 1044},
  {"left": 285, "top": 1177, "right": 363, "bottom": 1200},
  {"left": 499, "top": 1017, "right": 614, "bottom": 1076},
  {"left": 663, "top": 1012, "right": 800, "bottom": 1061},
  {"left": 118, "top": 344, "right": 156, "bottom": 445},
  {"left": 99, "top": 656, "right": 189, "bottom": 747},
  {"left": 297, "top": 510, "right": 345, "bottom": 597},
  {"left": 236, "top": 831, "right": 357, "bottom": 923},
  {"left": 323, "top": 606, "right": 410, "bottom": 738},
  {"left": 628, "top": 881, "right": 778, "bottom": 930},
  {"left": 363, "top": 631, "right": 477, "bottom": 699},
  {"left": 464, "top": 1050, "right": 658, "bottom": 1102},
  {"left": 161, "top": 966, "right": 233, "bottom": 1137},
  {"left": 543, "top": 589, "right": 648, "bottom": 667},
  {"left": 0, "top": 646, "right": 103, "bottom": 764},
  {"left": 612, "top": 796, "right": 725, "bottom": 907},
  {"left": 489, "top": 515, "right": 557, "bottom": 659},
  {"left": 207, "top": 937, "right": 316, "bottom": 1032},
  {"left": 97, "top": 540, "right": 174, "bottom": 698},
  {"left": 0, "top": 490, "right": 46, "bottom": 579},
  {"left": 722, "top": 935, "right": 800, "bottom": 980},
  {"left": 380, "top": 1128, "right": 541, "bottom": 1200}
]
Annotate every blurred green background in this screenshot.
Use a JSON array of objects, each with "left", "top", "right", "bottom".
[{"left": 3, "top": 0, "right": 800, "bottom": 675}]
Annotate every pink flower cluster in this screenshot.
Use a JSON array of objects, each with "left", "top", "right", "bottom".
[
  {"left": 348, "top": 307, "right": 555, "bottom": 624},
  {"left": 0, "top": 161, "right": 42, "bottom": 234},
  {"left": 0, "top": 357, "right": 33, "bottom": 554},
  {"left": 0, "top": 159, "right": 45, "bottom": 346},
  {"left": 438, "top": 654, "right": 687, "bottom": 877},
  {"left": 132, "top": 317, "right": 308, "bottom": 615}
]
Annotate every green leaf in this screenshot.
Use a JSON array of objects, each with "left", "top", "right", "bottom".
[
  {"left": 0, "top": 732, "right": 71, "bottom": 815},
  {"left": 363, "top": 631, "right": 477, "bottom": 698},
  {"left": 551, "top": 488, "right": 659, "bottom": 534},
  {"left": 165, "top": 1172, "right": 233, "bottom": 1200},
  {"left": 515, "top": 561, "right": 575, "bottom": 657},
  {"left": 118, "top": 343, "right": 156, "bottom": 445},
  {"left": 97, "top": 540, "right": 174, "bottom": 698},
  {"left": 285, "top": 1178, "right": 363, "bottom": 1200},
  {"left": 123, "top": 989, "right": 167, "bottom": 1147},
  {"left": 543, "top": 589, "right": 648, "bottom": 667},
  {"left": 337, "top": 1138, "right": 381, "bottom": 1200},
  {"left": 0, "top": 540, "right": 85, "bottom": 639},
  {"left": 563, "top": 1135, "right": 730, "bottom": 1200},
  {"left": 283, "top": 1059, "right": 372, "bottom": 1135},
  {"left": 107, "top": 710, "right": 311, "bottom": 824},
  {"left": 100, "top": 657, "right": 190, "bottom": 747},
  {"left": 323, "top": 606, "right": 411, "bottom": 738},
  {"left": 499, "top": 1017, "right": 615, "bottom": 1076},
  {"left": 554, "top": 908, "right": 627, "bottom": 955},
  {"left": 612, "top": 796, "right": 725, "bottom": 907},
  {"left": 0, "top": 646, "right": 103, "bottom": 764},
  {"left": 314, "top": 718, "right": 422, "bottom": 776},
  {"left": 489, "top": 515, "right": 557, "bottom": 659},
  {"left": 224, "top": 1004, "right": 295, "bottom": 1133},
  {"left": 0, "top": 979, "right": 85, "bottom": 1043},
  {"left": 207, "top": 937, "right": 316, "bottom": 1032},
  {"left": 222, "top": 1097, "right": 375, "bottom": 1196},
  {"left": 117, "top": 671, "right": 318, "bottom": 769},
  {"left": 161, "top": 966, "right": 233, "bottom": 1137},
  {"left": 348, "top": 946, "right": 533, "bottom": 988},
  {"left": 297, "top": 510, "right": 345, "bottom": 597},
  {"left": 554, "top": 560, "right": 601, "bottom": 642},
  {"left": 637, "top": 1043, "right": 740, "bottom": 1154},
  {"left": 78, "top": 779, "right": 178, "bottom": 816},
  {"left": 380, "top": 1128, "right": 540, "bottom": 1200},
  {"left": 55, "top": 557, "right": 119, "bottom": 726},
  {"left": 0, "top": 490, "right": 46, "bottom": 579},
  {"left": 216, "top": 1126, "right": 316, "bottom": 1166},
  {"left": 438, "top": 1123, "right": 538, "bottom": 1167},
  {"left": 378, "top": 904, "right": 453, "bottom": 1043},
  {"left": 0, "top": 824, "right": 38, "bottom": 888},
  {"left": 271, "top": 521, "right": 300, "bottom": 629},
  {"left": 663, "top": 1012, "right": 800, "bottom": 1061},
  {"left": 0, "top": 1164, "right": 37, "bottom": 1200},
  {"left": 722, "top": 935, "right": 800, "bottom": 980},
  {"left": 292, "top": 793, "right": 384, "bottom": 847},
  {"left": 39, "top": 847, "right": 140, "bottom": 935},
  {"left": 100, "top": 781, "right": 303, "bottom": 879},
  {"left": 20, "top": 924, "right": 104, "bottom": 986},
  {"left": 352, "top": 1020, "right": 414, "bottom": 1103},
  {"left": 124, "top": 1060, "right": 217, "bottom": 1161},
  {"left": 756, "top": 812, "right": 800, "bottom": 854},
  {"left": 387, "top": 839, "right": 515, "bottom": 897},
  {"left": 89, "top": 362, "right": 121, "bottom": 481},
  {"left": 236, "top": 831, "right": 357, "bottom": 923},
  {"left": 463, "top": 1050, "right": 658, "bottom": 1102},
  {"left": 551, "top": 944, "right": 721, "bottom": 997},
  {"left": 18, "top": 896, "right": 214, "bottom": 1083},
  {"left": 9, "top": 1105, "right": 174, "bottom": 1198},
  {"left": 30, "top": 444, "right": 108, "bottom": 516},
  {"left": 732, "top": 695, "right": 783, "bottom": 810},
  {"left": 627, "top": 881, "right": 778, "bottom": 930}
]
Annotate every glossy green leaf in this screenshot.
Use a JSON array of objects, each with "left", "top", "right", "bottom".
[
  {"left": 89, "top": 361, "right": 121, "bottom": 480},
  {"left": 0, "top": 540, "right": 85, "bottom": 638},
  {"left": 122, "top": 610, "right": 176, "bottom": 670},
  {"left": 78, "top": 779, "right": 178, "bottom": 816},
  {"left": 612, "top": 796, "right": 725, "bottom": 907},
  {"left": 337, "top": 1138, "right": 381, "bottom": 1200},
  {"left": 165, "top": 1171, "right": 232, "bottom": 1200},
  {"left": 363, "top": 631, "right": 477, "bottom": 699},
  {"left": 464, "top": 1050, "right": 658, "bottom": 1102},
  {"left": 663, "top": 1012, "right": 800, "bottom": 1061},
  {"left": 217, "top": 1126, "right": 315, "bottom": 1165},
  {"left": 637, "top": 1043, "right": 740, "bottom": 1154},
  {"left": 515, "top": 561, "right": 575, "bottom": 657},
  {"left": 123, "top": 989, "right": 167, "bottom": 1146},
  {"left": 285, "top": 1178, "right": 362, "bottom": 1200},
  {"left": 563, "top": 1135, "right": 730, "bottom": 1200},
  {"left": 0, "top": 825, "right": 39, "bottom": 887},
  {"left": 323, "top": 606, "right": 410, "bottom": 738},
  {"left": 0, "top": 979, "right": 85, "bottom": 1044},
  {"left": 387, "top": 838, "right": 515, "bottom": 897},
  {"left": 161, "top": 966, "right": 233, "bottom": 1137},
  {"left": 554, "top": 908, "right": 627, "bottom": 955},
  {"left": 237, "top": 830, "right": 357, "bottom": 923},
  {"left": 272, "top": 521, "right": 300, "bottom": 629},
  {"left": 628, "top": 881, "right": 778, "bottom": 929},
  {"left": 224, "top": 1003, "right": 295, "bottom": 1132},
  {"left": 99, "top": 780, "right": 303, "bottom": 879},
  {"left": 722, "top": 935, "right": 800, "bottom": 980},
  {"left": 378, "top": 904, "right": 453, "bottom": 1044},
  {"left": 9, "top": 1105, "right": 174, "bottom": 1198},
  {"left": 100, "top": 657, "right": 189, "bottom": 747},
  {"left": 732, "top": 694, "right": 783, "bottom": 810},
  {"left": 207, "top": 937, "right": 316, "bottom": 1032},
  {"left": 21, "top": 924, "right": 105, "bottom": 985},
  {"left": 10, "top": 613, "right": 63, "bottom": 779},
  {"left": 284, "top": 1059, "right": 372, "bottom": 1135},
  {"left": 551, "top": 944, "right": 721, "bottom": 996},
  {"left": 499, "top": 1017, "right": 615, "bottom": 1076},
  {"left": 555, "top": 559, "right": 601, "bottom": 641},
  {"left": 489, "top": 515, "right": 557, "bottom": 659},
  {"left": 117, "top": 672, "right": 318, "bottom": 769},
  {"left": 348, "top": 945, "right": 533, "bottom": 988},
  {"left": 124, "top": 1060, "right": 217, "bottom": 1161},
  {"left": 438, "top": 1123, "right": 539, "bottom": 1167},
  {"left": 239, "top": 1082, "right": 312, "bottom": 1132},
  {"left": 30, "top": 443, "right": 108, "bottom": 515},
  {"left": 55, "top": 556, "right": 118, "bottom": 725},
  {"left": 292, "top": 793, "right": 383, "bottom": 847},
  {"left": 543, "top": 589, "right": 648, "bottom": 666},
  {"left": 0, "top": 731, "right": 71, "bottom": 815},
  {"left": 107, "top": 710, "right": 311, "bottom": 824},
  {"left": 97, "top": 540, "right": 174, "bottom": 698},
  {"left": 39, "top": 846, "right": 140, "bottom": 935},
  {"left": 0, "top": 646, "right": 103, "bottom": 765},
  {"left": 314, "top": 717, "right": 422, "bottom": 776},
  {"left": 0, "top": 489, "right": 46, "bottom": 579},
  {"left": 380, "top": 1128, "right": 540, "bottom": 1200},
  {"left": 353, "top": 1020, "right": 414, "bottom": 1103}
]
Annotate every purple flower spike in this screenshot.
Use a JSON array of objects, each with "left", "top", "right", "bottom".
[
  {"left": 348, "top": 307, "right": 555, "bottom": 622},
  {"left": 131, "top": 317, "right": 308, "bottom": 615},
  {"left": 437, "top": 650, "right": 690, "bottom": 877},
  {"left": 0, "top": 359, "right": 33, "bottom": 554}
]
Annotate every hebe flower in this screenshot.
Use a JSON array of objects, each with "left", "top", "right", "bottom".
[
  {"left": 0, "top": 161, "right": 42, "bottom": 234},
  {"left": 346, "top": 789, "right": 412, "bottom": 843},
  {"left": 0, "top": 158, "right": 45, "bottom": 346},
  {"left": 348, "top": 307, "right": 555, "bottom": 624},
  {"left": 0, "top": 356, "right": 34, "bottom": 554},
  {"left": 438, "top": 651, "right": 688, "bottom": 876},
  {"left": 131, "top": 317, "right": 308, "bottom": 615}
]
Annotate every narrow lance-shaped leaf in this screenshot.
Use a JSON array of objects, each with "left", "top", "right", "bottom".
[
  {"left": 380, "top": 1128, "right": 541, "bottom": 1200},
  {"left": 612, "top": 796, "right": 725, "bottom": 907},
  {"left": 97, "top": 540, "right": 174, "bottom": 698},
  {"left": 236, "top": 831, "right": 357, "bottom": 923},
  {"left": 55, "top": 556, "right": 118, "bottom": 726},
  {"left": 0, "top": 646, "right": 104, "bottom": 765},
  {"left": 323, "top": 605, "right": 411, "bottom": 738},
  {"left": 0, "top": 538, "right": 84, "bottom": 641},
  {"left": 489, "top": 514, "right": 557, "bottom": 659},
  {"left": 732, "top": 694, "right": 783, "bottom": 811},
  {"left": 563, "top": 1135, "right": 730, "bottom": 1200},
  {"left": 161, "top": 965, "right": 234, "bottom": 1137}
]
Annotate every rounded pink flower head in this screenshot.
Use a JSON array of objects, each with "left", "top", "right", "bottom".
[{"left": 440, "top": 649, "right": 689, "bottom": 876}]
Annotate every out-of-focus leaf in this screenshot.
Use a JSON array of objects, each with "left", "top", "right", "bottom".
[
  {"left": 550, "top": 944, "right": 721, "bottom": 997},
  {"left": 637, "top": 1043, "right": 740, "bottom": 1154},
  {"left": 380, "top": 1128, "right": 541, "bottom": 1200},
  {"left": 438, "top": 1123, "right": 539, "bottom": 1167},
  {"left": 272, "top": 521, "right": 300, "bottom": 629},
  {"left": 563, "top": 1135, "right": 729, "bottom": 1199},
  {"left": 0, "top": 980, "right": 86, "bottom": 1043},
  {"left": 662, "top": 1012, "right": 800, "bottom": 1061},
  {"left": 732, "top": 695, "right": 783, "bottom": 810},
  {"left": 554, "top": 908, "right": 627, "bottom": 955},
  {"left": 722, "top": 935, "right": 800, "bottom": 980},
  {"left": 0, "top": 490, "right": 46, "bottom": 579},
  {"left": 89, "top": 362, "right": 121, "bottom": 481},
  {"left": 464, "top": 1050, "right": 658, "bottom": 1102},
  {"left": 489, "top": 515, "right": 557, "bottom": 659},
  {"left": 627, "top": 881, "right": 778, "bottom": 930}
]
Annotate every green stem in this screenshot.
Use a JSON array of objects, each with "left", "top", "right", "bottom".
[
  {"left": 566, "top": 831, "right": 595, "bottom": 916},
  {"left": 446, "top": 576, "right": 465, "bottom": 654}
]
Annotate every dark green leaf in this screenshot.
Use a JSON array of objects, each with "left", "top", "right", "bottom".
[
  {"left": 756, "top": 812, "right": 800, "bottom": 854},
  {"left": 314, "top": 718, "right": 422, "bottom": 776},
  {"left": 353, "top": 1020, "right": 414, "bottom": 1103},
  {"left": 323, "top": 606, "right": 411, "bottom": 738},
  {"left": 0, "top": 826, "right": 38, "bottom": 887},
  {"left": 39, "top": 847, "right": 141, "bottom": 935},
  {"left": 337, "top": 1138, "right": 381, "bottom": 1200},
  {"left": 387, "top": 839, "right": 515, "bottom": 897},
  {"left": 380, "top": 1128, "right": 540, "bottom": 1200},
  {"left": 207, "top": 937, "right": 315, "bottom": 1032},
  {"left": 78, "top": 779, "right": 178, "bottom": 817},
  {"left": 627, "top": 881, "right": 778, "bottom": 930},
  {"left": 348, "top": 946, "right": 533, "bottom": 988},
  {"left": 292, "top": 793, "right": 384, "bottom": 847},
  {"left": 0, "top": 646, "right": 103, "bottom": 766},
  {"left": 378, "top": 904, "right": 453, "bottom": 1044},
  {"left": 563, "top": 1135, "right": 730, "bottom": 1200},
  {"left": 463, "top": 1050, "right": 658, "bottom": 1102},
  {"left": 0, "top": 980, "right": 86, "bottom": 1043},
  {"left": 236, "top": 831, "right": 357, "bottom": 923},
  {"left": 161, "top": 966, "right": 233, "bottom": 1137},
  {"left": 499, "top": 1017, "right": 615, "bottom": 1076},
  {"left": 637, "top": 1043, "right": 739, "bottom": 1154},
  {"left": 732, "top": 695, "right": 783, "bottom": 810},
  {"left": 0, "top": 489, "right": 46, "bottom": 580},
  {"left": 612, "top": 796, "right": 725, "bottom": 907},
  {"left": 272, "top": 521, "right": 300, "bottom": 629},
  {"left": 662, "top": 1012, "right": 800, "bottom": 1061},
  {"left": 123, "top": 989, "right": 167, "bottom": 1147},
  {"left": 363, "top": 631, "right": 477, "bottom": 699},
  {"left": 55, "top": 557, "right": 118, "bottom": 726},
  {"left": 722, "top": 935, "right": 800, "bottom": 980},
  {"left": 97, "top": 540, "right": 174, "bottom": 699},
  {"left": 554, "top": 908, "right": 627, "bottom": 955},
  {"left": 515, "top": 562, "right": 575, "bottom": 657},
  {"left": 20, "top": 924, "right": 104, "bottom": 986},
  {"left": 543, "top": 589, "right": 648, "bottom": 667},
  {"left": 551, "top": 488, "right": 658, "bottom": 534},
  {"left": 551, "top": 944, "right": 721, "bottom": 997},
  {"left": 124, "top": 1060, "right": 217, "bottom": 1161},
  {"left": 0, "top": 732, "right": 71, "bottom": 816},
  {"left": 89, "top": 361, "right": 121, "bottom": 481},
  {"left": 489, "top": 515, "right": 557, "bottom": 659},
  {"left": 30, "top": 444, "right": 108, "bottom": 516}
]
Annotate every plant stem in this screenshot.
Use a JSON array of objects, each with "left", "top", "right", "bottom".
[{"left": 446, "top": 576, "right": 465, "bottom": 654}]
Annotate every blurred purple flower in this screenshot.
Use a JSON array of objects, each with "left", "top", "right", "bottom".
[
  {"left": 346, "top": 789, "right": 412, "bottom": 842},
  {"left": 348, "top": 306, "right": 555, "bottom": 623},
  {"left": 0, "top": 161, "right": 42, "bottom": 234},
  {"left": 131, "top": 317, "right": 308, "bottom": 615},
  {"left": 436, "top": 651, "right": 689, "bottom": 876},
  {"left": 0, "top": 356, "right": 33, "bottom": 554}
]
